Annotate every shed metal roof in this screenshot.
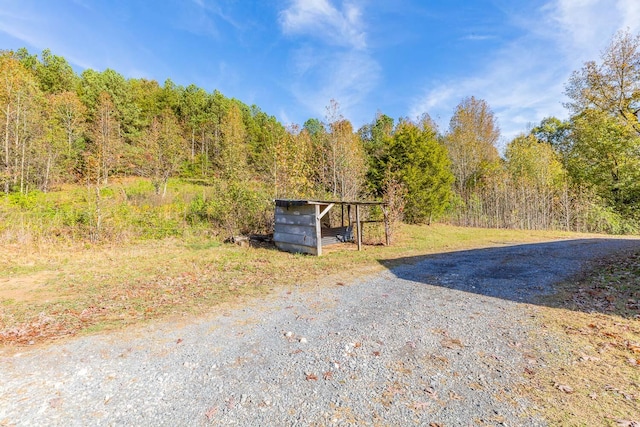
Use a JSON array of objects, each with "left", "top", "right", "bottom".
[{"left": 275, "top": 199, "right": 386, "bottom": 208}]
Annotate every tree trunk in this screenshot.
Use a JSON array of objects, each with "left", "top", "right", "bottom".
[
  {"left": 4, "top": 106, "right": 10, "bottom": 194},
  {"left": 44, "top": 153, "right": 52, "bottom": 193}
]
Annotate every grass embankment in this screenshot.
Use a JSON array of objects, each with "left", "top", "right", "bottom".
[
  {"left": 0, "top": 177, "right": 273, "bottom": 244},
  {"left": 527, "top": 251, "right": 640, "bottom": 425},
  {"left": 1, "top": 223, "right": 585, "bottom": 348}
]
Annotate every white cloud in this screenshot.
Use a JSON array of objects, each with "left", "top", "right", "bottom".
[
  {"left": 278, "top": 108, "right": 293, "bottom": 127},
  {"left": 278, "top": 0, "right": 379, "bottom": 124},
  {"left": 289, "top": 48, "right": 380, "bottom": 120},
  {"left": 280, "top": 0, "right": 367, "bottom": 50},
  {"left": 188, "top": 0, "right": 243, "bottom": 34},
  {"left": 547, "top": 0, "right": 640, "bottom": 61},
  {"left": 409, "top": 0, "right": 640, "bottom": 143},
  {"left": 617, "top": 0, "right": 640, "bottom": 34},
  {"left": 462, "top": 34, "right": 497, "bottom": 42}
]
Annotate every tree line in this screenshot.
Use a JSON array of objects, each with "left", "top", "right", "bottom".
[
  {"left": 440, "top": 30, "right": 640, "bottom": 233},
  {"left": 1, "top": 30, "right": 639, "bottom": 236}
]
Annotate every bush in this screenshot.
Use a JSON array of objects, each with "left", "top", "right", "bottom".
[
  {"left": 587, "top": 205, "right": 639, "bottom": 234},
  {"left": 187, "top": 179, "right": 273, "bottom": 238}
]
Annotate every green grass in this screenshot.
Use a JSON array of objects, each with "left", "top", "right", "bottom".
[{"left": 0, "top": 177, "right": 273, "bottom": 245}]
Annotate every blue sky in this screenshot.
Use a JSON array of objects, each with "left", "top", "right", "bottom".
[{"left": 0, "top": 0, "right": 638, "bottom": 145}]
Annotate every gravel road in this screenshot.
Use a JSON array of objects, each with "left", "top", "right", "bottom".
[{"left": 2, "top": 238, "right": 640, "bottom": 426}]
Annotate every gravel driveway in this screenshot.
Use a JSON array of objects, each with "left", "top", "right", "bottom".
[{"left": 2, "top": 238, "right": 639, "bottom": 426}]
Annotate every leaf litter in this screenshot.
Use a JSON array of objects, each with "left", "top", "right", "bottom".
[{"left": 527, "top": 248, "right": 640, "bottom": 425}]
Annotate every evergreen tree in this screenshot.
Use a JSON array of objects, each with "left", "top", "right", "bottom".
[{"left": 385, "top": 120, "right": 453, "bottom": 224}]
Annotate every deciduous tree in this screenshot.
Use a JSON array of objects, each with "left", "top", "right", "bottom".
[
  {"left": 565, "top": 30, "right": 640, "bottom": 134},
  {"left": 564, "top": 30, "right": 640, "bottom": 222},
  {"left": 219, "top": 102, "right": 247, "bottom": 181},
  {"left": 445, "top": 96, "right": 500, "bottom": 195},
  {"left": 141, "top": 108, "right": 186, "bottom": 196},
  {"left": 0, "top": 52, "right": 42, "bottom": 193},
  {"left": 324, "top": 100, "right": 366, "bottom": 200},
  {"left": 88, "top": 92, "right": 122, "bottom": 185}
]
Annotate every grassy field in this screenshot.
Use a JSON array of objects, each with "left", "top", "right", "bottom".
[{"left": 1, "top": 223, "right": 586, "bottom": 346}]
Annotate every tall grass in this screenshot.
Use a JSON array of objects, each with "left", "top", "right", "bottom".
[{"left": 0, "top": 177, "right": 274, "bottom": 245}]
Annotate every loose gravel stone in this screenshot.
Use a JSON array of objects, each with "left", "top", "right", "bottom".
[{"left": 1, "top": 238, "right": 639, "bottom": 426}]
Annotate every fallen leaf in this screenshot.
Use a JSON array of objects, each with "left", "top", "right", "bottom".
[
  {"left": 589, "top": 393, "right": 598, "bottom": 400},
  {"left": 372, "top": 351, "right": 381, "bottom": 357},
  {"left": 205, "top": 406, "right": 218, "bottom": 420},
  {"left": 354, "top": 342, "right": 362, "bottom": 348},
  {"left": 385, "top": 382, "right": 404, "bottom": 396},
  {"left": 449, "top": 390, "right": 463, "bottom": 400},
  {"left": 323, "top": 371, "right": 333, "bottom": 380},
  {"left": 626, "top": 341, "right": 640, "bottom": 354},
  {"left": 555, "top": 383, "right": 574, "bottom": 394},
  {"left": 469, "top": 382, "right": 484, "bottom": 390},
  {"left": 176, "top": 338, "right": 183, "bottom": 344},
  {"left": 441, "top": 338, "right": 464, "bottom": 349},
  {"left": 336, "top": 282, "right": 345, "bottom": 286},
  {"left": 579, "top": 354, "right": 600, "bottom": 362},
  {"left": 49, "top": 397, "right": 63, "bottom": 408},
  {"left": 412, "top": 401, "right": 430, "bottom": 410},
  {"left": 305, "top": 373, "right": 318, "bottom": 381}
]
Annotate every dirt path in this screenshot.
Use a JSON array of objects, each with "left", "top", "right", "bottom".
[{"left": 1, "top": 238, "right": 639, "bottom": 426}]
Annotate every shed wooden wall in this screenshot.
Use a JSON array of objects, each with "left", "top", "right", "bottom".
[{"left": 273, "top": 204, "right": 319, "bottom": 255}]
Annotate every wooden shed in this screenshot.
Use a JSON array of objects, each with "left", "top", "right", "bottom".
[{"left": 274, "top": 199, "right": 389, "bottom": 256}]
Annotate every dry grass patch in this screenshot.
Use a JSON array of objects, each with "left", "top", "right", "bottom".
[
  {"left": 525, "top": 251, "right": 640, "bottom": 426},
  {"left": 0, "top": 224, "right": 610, "bottom": 349}
]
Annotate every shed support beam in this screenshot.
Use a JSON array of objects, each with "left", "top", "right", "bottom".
[
  {"left": 318, "top": 203, "right": 334, "bottom": 220},
  {"left": 382, "top": 205, "right": 390, "bottom": 246},
  {"left": 315, "top": 204, "right": 322, "bottom": 256},
  {"left": 355, "top": 204, "right": 362, "bottom": 251}
]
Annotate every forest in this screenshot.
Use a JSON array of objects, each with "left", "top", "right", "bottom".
[{"left": 1, "top": 30, "right": 639, "bottom": 243}]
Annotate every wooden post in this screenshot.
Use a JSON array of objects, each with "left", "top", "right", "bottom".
[
  {"left": 347, "top": 205, "right": 352, "bottom": 241},
  {"left": 315, "top": 204, "right": 322, "bottom": 256},
  {"left": 355, "top": 204, "right": 362, "bottom": 251},
  {"left": 382, "top": 205, "right": 390, "bottom": 246},
  {"left": 341, "top": 204, "right": 344, "bottom": 227}
]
